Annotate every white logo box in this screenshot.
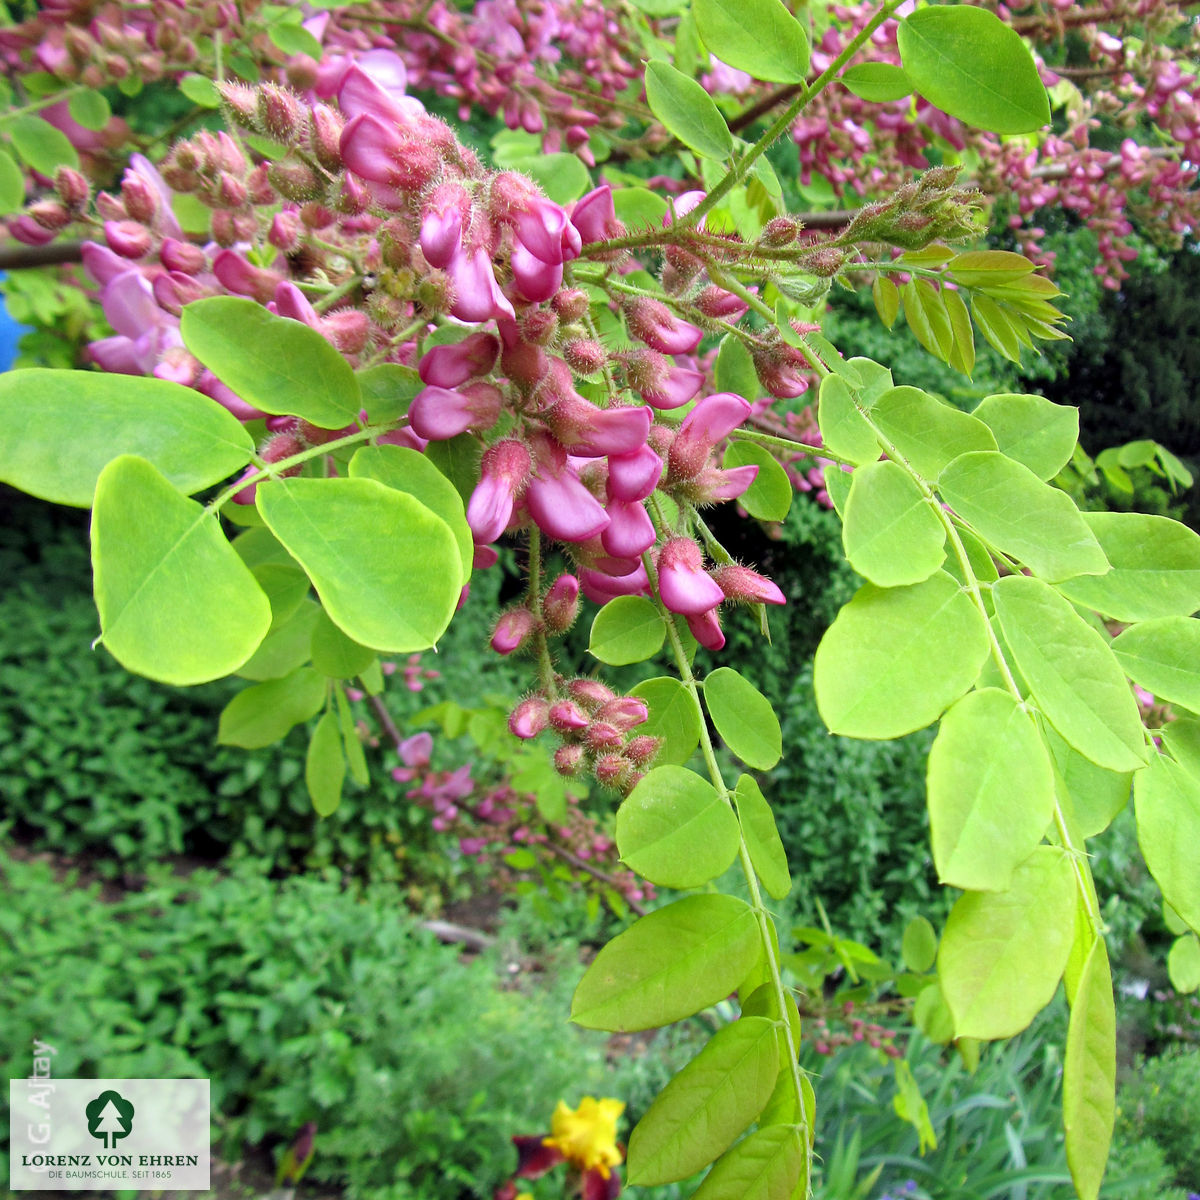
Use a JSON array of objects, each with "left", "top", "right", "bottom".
[{"left": 10, "top": 1079, "right": 210, "bottom": 1191}]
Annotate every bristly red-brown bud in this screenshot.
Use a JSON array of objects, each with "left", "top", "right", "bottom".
[
  {"left": 567, "top": 678, "right": 615, "bottom": 711},
  {"left": 501, "top": 339, "right": 550, "bottom": 391},
  {"left": 563, "top": 339, "right": 606, "bottom": 376},
  {"left": 585, "top": 721, "right": 623, "bottom": 752},
  {"left": 220, "top": 81, "right": 260, "bottom": 130},
  {"left": 554, "top": 743, "right": 586, "bottom": 776},
  {"left": 491, "top": 607, "right": 538, "bottom": 655},
  {"left": 309, "top": 104, "right": 344, "bottom": 173},
  {"left": 258, "top": 84, "right": 308, "bottom": 145},
  {"left": 268, "top": 160, "right": 321, "bottom": 203},
  {"left": 28, "top": 200, "right": 71, "bottom": 231},
  {"left": 542, "top": 573, "right": 580, "bottom": 633},
  {"left": 593, "top": 752, "right": 632, "bottom": 790},
  {"left": 549, "top": 700, "right": 591, "bottom": 733},
  {"left": 54, "top": 167, "right": 90, "bottom": 212},
  {"left": 551, "top": 288, "right": 589, "bottom": 323},
  {"left": 518, "top": 309, "right": 558, "bottom": 346},
  {"left": 509, "top": 696, "right": 550, "bottom": 739},
  {"left": 624, "top": 735, "right": 661, "bottom": 767},
  {"left": 761, "top": 216, "right": 800, "bottom": 247}
]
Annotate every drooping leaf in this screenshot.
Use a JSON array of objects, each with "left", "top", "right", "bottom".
[
  {"left": 0, "top": 149, "right": 24, "bottom": 213},
  {"left": 217, "top": 666, "right": 327, "bottom": 748},
  {"left": 616, "top": 766, "right": 740, "bottom": 889},
  {"left": 703, "top": 667, "right": 781, "bottom": 769},
  {"left": 257, "top": 477, "right": 460, "bottom": 653},
  {"left": 571, "top": 894, "right": 760, "bottom": 1031},
  {"left": 68, "top": 88, "right": 111, "bottom": 130},
  {"left": 356, "top": 363, "right": 421, "bottom": 425},
  {"left": 310, "top": 607, "right": 377, "bottom": 678},
  {"left": 644, "top": 60, "right": 734, "bottom": 160},
  {"left": 724, "top": 441, "right": 793, "bottom": 522},
  {"left": 1063, "top": 936, "right": 1116, "bottom": 1200},
  {"left": 1168, "top": 935, "right": 1200, "bottom": 992},
  {"left": 306, "top": 709, "right": 345, "bottom": 816},
  {"left": 937, "top": 450, "right": 1108, "bottom": 582},
  {"left": 91, "top": 456, "right": 271, "bottom": 685},
  {"left": 349, "top": 444, "right": 472, "bottom": 586},
  {"left": 691, "top": 1123, "right": 805, "bottom": 1200},
  {"left": 871, "top": 385, "right": 997, "bottom": 480},
  {"left": 927, "top": 688, "right": 1055, "bottom": 891},
  {"left": 903, "top": 279, "right": 954, "bottom": 362},
  {"left": 971, "top": 393, "right": 1078, "bottom": 481},
  {"left": 992, "top": 575, "right": 1148, "bottom": 772},
  {"left": 938, "top": 846, "right": 1076, "bottom": 1039},
  {"left": 588, "top": 595, "right": 666, "bottom": 665},
  {"left": 842, "top": 459, "right": 946, "bottom": 587},
  {"left": 714, "top": 333, "right": 760, "bottom": 401},
  {"left": 0, "top": 369, "right": 254, "bottom": 506},
  {"left": 693, "top": 0, "right": 809, "bottom": 83},
  {"left": 735, "top": 775, "right": 791, "bottom": 900},
  {"left": 1135, "top": 753, "right": 1200, "bottom": 932},
  {"left": 179, "top": 74, "right": 222, "bottom": 108},
  {"left": 181, "top": 296, "right": 363, "bottom": 428},
  {"left": 627, "top": 1018, "right": 781, "bottom": 1186},
  {"left": 872, "top": 277, "right": 901, "bottom": 330},
  {"left": 814, "top": 571, "right": 989, "bottom": 739},
  {"left": 897, "top": 4, "right": 1051, "bottom": 134},
  {"left": 1058, "top": 512, "right": 1200, "bottom": 622},
  {"left": 1045, "top": 728, "right": 1131, "bottom": 839},
  {"left": 508, "top": 153, "right": 591, "bottom": 204},
  {"left": 336, "top": 684, "right": 370, "bottom": 786},
  {"left": 630, "top": 676, "right": 704, "bottom": 766}
]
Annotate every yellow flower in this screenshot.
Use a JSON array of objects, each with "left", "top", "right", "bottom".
[{"left": 542, "top": 1096, "right": 625, "bottom": 1179}]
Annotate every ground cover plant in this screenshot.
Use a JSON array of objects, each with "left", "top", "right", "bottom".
[{"left": 4, "top": 0, "right": 1200, "bottom": 1197}]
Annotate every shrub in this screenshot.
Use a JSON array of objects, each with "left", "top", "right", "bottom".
[
  {"left": 1116, "top": 1046, "right": 1200, "bottom": 1191},
  {"left": 0, "top": 850, "right": 696, "bottom": 1200}
]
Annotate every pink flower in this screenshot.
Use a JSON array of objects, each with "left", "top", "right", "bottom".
[
  {"left": 340, "top": 113, "right": 440, "bottom": 192},
  {"left": 692, "top": 463, "right": 759, "bottom": 502},
  {"left": 580, "top": 564, "right": 651, "bottom": 604},
  {"left": 525, "top": 449, "right": 610, "bottom": 542},
  {"left": 491, "top": 607, "right": 538, "bottom": 654},
  {"left": 686, "top": 607, "right": 726, "bottom": 651},
  {"left": 420, "top": 183, "right": 471, "bottom": 268},
  {"left": 419, "top": 332, "right": 500, "bottom": 388},
  {"left": 545, "top": 395, "right": 653, "bottom": 458},
  {"left": 570, "top": 184, "right": 620, "bottom": 244},
  {"left": 669, "top": 392, "right": 752, "bottom": 478},
  {"left": 513, "top": 194, "right": 582, "bottom": 265},
  {"left": 510, "top": 238, "right": 563, "bottom": 302},
  {"left": 601, "top": 499, "right": 656, "bottom": 558},
  {"left": 467, "top": 439, "right": 532, "bottom": 544},
  {"left": 447, "top": 246, "right": 516, "bottom": 323},
  {"left": 657, "top": 537, "right": 724, "bottom": 615},
  {"left": 409, "top": 382, "right": 502, "bottom": 440},
  {"left": 639, "top": 365, "right": 705, "bottom": 410},
  {"left": 626, "top": 297, "right": 703, "bottom": 355},
  {"left": 606, "top": 445, "right": 663, "bottom": 502},
  {"left": 398, "top": 732, "right": 433, "bottom": 768}
]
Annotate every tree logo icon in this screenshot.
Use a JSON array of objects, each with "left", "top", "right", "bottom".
[{"left": 85, "top": 1090, "right": 135, "bottom": 1149}]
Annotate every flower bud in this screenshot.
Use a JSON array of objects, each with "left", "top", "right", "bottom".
[
  {"left": 268, "top": 210, "right": 304, "bottom": 253},
  {"left": 220, "top": 81, "right": 260, "bottom": 130},
  {"left": 656, "top": 537, "right": 724, "bottom": 616},
  {"left": 597, "top": 696, "right": 649, "bottom": 731},
  {"left": 624, "top": 735, "right": 662, "bottom": 767},
  {"left": 258, "top": 84, "right": 308, "bottom": 144},
  {"left": 160, "top": 237, "right": 206, "bottom": 274},
  {"left": 509, "top": 697, "right": 550, "bottom": 739},
  {"left": 104, "top": 219, "right": 151, "bottom": 258},
  {"left": 585, "top": 721, "right": 623, "bottom": 752},
  {"left": 549, "top": 700, "right": 590, "bottom": 732},
  {"left": 563, "top": 338, "right": 606, "bottom": 376},
  {"left": 551, "top": 288, "right": 589, "bottom": 323},
  {"left": 54, "top": 167, "right": 89, "bottom": 212},
  {"left": 28, "top": 200, "right": 71, "bottom": 231},
  {"left": 543, "top": 573, "right": 580, "bottom": 632},
  {"left": 711, "top": 564, "right": 786, "bottom": 606},
  {"left": 593, "top": 752, "right": 632, "bottom": 790},
  {"left": 491, "top": 607, "right": 538, "bottom": 655},
  {"left": 761, "top": 215, "right": 799, "bottom": 246},
  {"left": 309, "top": 103, "right": 345, "bottom": 172},
  {"left": 567, "top": 678, "right": 615, "bottom": 711},
  {"left": 554, "top": 744, "right": 586, "bottom": 776}
]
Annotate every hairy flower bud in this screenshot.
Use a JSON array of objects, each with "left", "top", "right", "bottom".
[
  {"left": 509, "top": 696, "right": 550, "bottom": 739},
  {"left": 220, "top": 81, "right": 260, "bottom": 130},
  {"left": 549, "top": 700, "right": 590, "bottom": 733},
  {"left": 491, "top": 607, "right": 538, "bottom": 655},
  {"left": 567, "top": 679, "right": 615, "bottom": 711},
  {"left": 54, "top": 167, "right": 90, "bottom": 212},
  {"left": 554, "top": 743, "right": 585, "bottom": 776},
  {"left": 104, "top": 219, "right": 151, "bottom": 259},
  {"left": 542, "top": 574, "right": 580, "bottom": 632},
  {"left": 258, "top": 84, "right": 308, "bottom": 144}
]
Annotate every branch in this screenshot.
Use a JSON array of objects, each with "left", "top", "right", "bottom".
[
  {"left": 0, "top": 240, "right": 85, "bottom": 270},
  {"left": 541, "top": 839, "right": 648, "bottom": 918}
]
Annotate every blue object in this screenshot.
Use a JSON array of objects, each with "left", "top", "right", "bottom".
[{"left": 0, "top": 271, "right": 31, "bottom": 371}]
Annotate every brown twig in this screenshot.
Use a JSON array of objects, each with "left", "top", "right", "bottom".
[
  {"left": 542, "top": 839, "right": 648, "bottom": 918},
  {"left": 0, "top": 240, "right": 85, "bottom": 270}
]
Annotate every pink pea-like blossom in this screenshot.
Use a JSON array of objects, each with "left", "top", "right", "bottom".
[
  {"left": 418, "top": 332, "right": 500, "bottom": 388},
  {"left": 467, "top": 439, "right": 532, "bottom": 544},
  {"left": 606, "top": 445, "right": 663, "bottom": 502},
  {"left": 657, "top": 537, "right": 724, "bottom": 616}
]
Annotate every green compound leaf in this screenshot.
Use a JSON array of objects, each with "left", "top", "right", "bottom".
[
  {"left": 871, "top": 385, "right": 997, "bottom": 480},
  {"left": 1164, "top": 718, "right": 1200, "bottom": 785},
  {"left": 902, "top": 916, "right": 938, "bottom": 973},
  {"left": 644, "top": 60, "right": 734, "bottom": 160},
  {"left": 735, "top": 775, "right": 791, "bottom": 900},
  {"left": 817, "top": 373, "right": 880, "bottom": 466},
  {"left": 179, "top": 74, "right": 222, "bottom": 108},
  {"left": 630, "top": 676, "right": 704, "bottom": 766},
  {"left": 927, "top": 688, "right": 1055, "bottom": 892},
  {"left": 1063, "top": 936, "right": 1116, "bottom": 1200},
  {"left": 571, "top": 894, "right": 760, "bottom": 1031},
  {"left": 336, "top": 684, "right": 370, "bottom": 787},
  {"left": 937, "top": 450, "right": 1108, "bottom": 583},
  {"left": 703, "top": 666, "right": 782, "bottom": 769},
  {"left": 873, "top": 277, "right": 901, "bottom": 330},
  {"left": 1168, "top": 935, "right": 1200, "bottom": 991},
  {"left": 349, "top": 444, "right": 472, "bottom": 586},
  {"left": 693, "top": 0, "right": 810, "bottom": 83},
  {"left": 267, "top": 20, "right": 324, "bottom": 59},
  {"left": 1057, "top": 512, "right": 1200, "bottom": 623},
  {"left": 897, "top": 4, "right": 1051, "bottom": 134},
  {"left": 257, "top": 476, "right": 460, "bottom": 654},
  {"left": 903, "top": 278, "right": 954, "bottom": 362},
  {"left": 9, "top": 115, "right": 79, "bottom": 174},
  {"left": 627, "top": 1017, "right": 781, "bottom": 1186},
  {"left": 181, "top": 296, "right": 362, "bottom": 428},
  {"left": 616, "top": 765, "right": 740, "bottom": 889},
  {"left": 310, "top": 607, "right": 376, "bottom": 679},
  {"left": 814, "top": 570, "right": 989, "bottom": 739},
  {"left": 1135, "top": 754, "right": 1200, "bottom": 932},
  {"left": 971, "top": 392, "right": 1079, "bottom": 482},
  {"left": 992, "top": 575, "right": 1149, "bottom": 772},
  {"left": 0, "top": 150, "right": 24, "bottom": 214},
  {"left": 306, "top": 709, "right": 346, "bottom": 817},
  {"left": 1045, "top": 727, "right": 1131, "bottom": 840},
  {"left": 842, "top": 459, "right": 946, "bottom": 588},
  {"left": 91, "top": 455, "right": 270, "bottom": 686},
  {"left": 842, "top": 61, "right": 912, "bottom": 102},
  {"left": 1112, "top": 617, "right": 1200, "bottom": 715},
  {"left": 691, "top": 1123, "right": 805, "bottom": 1200},
  {"left": 0, "top": 369, "right": 254, "bottom": 507},
  {"left": 724, "top": 441, "right": 793, "bottom": 522},
  {"left": 938, "top": 846, "right": 1076, "bottom": 1039},
  {"left": 217, "top": 666, "right": 327, "bottom": 748},
  {"left": 588, "top": 595, "right": 666, "bottom": 665},
  {"left": 508, "top": 153, "right": 590, "bottom": 205}
]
